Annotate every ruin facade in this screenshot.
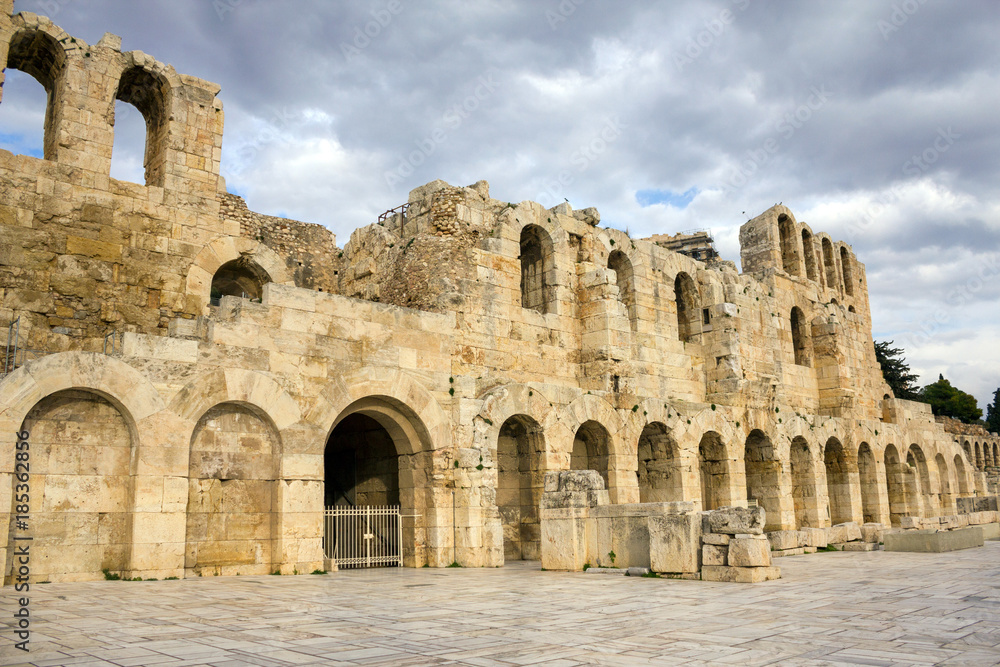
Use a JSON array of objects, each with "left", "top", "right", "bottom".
[{"left": 1, "top": 6, "right": 997, "bottom": 583}]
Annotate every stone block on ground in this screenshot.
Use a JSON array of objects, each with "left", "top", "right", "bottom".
[
  {"left": 900, "top": 516, "right": 921, "bottom": 529},
  {"left": 701, "top": 565, "right": 781, "bottom": 583},
  {"left": 800, "top": 527, "right": 827, "bottom": 548},
  {"left": 841, "top": 542, "right": 878, "bottom": 551},
  {"left": 829, "top": 522, "right": 862, "bottom": 543},
  {"left": 649, "top": 513, "right": 701, "bottom": 574},
  {"left": 861, "top": 523, "right": 884, "bottom": 543},
  {"left": 766, "top": 530, "right": 801, "bottom": 551},
  {"left": 702, "top": 544, "right": 727, "bottom": 566},
  {"left": 728, "top": 535, "right": 771, "bottom": 567},
  {"left": 883, "top": 526, "right": 984, "bottom": 553},
  {"left": 701, "top": 533, "right": 731, "bottom": 546},
  {"left": 771, "top": 548, "right": 804, "bottom": 557},
  {"left": 706, "top": 506, "right": 765, "bottom": 535}
]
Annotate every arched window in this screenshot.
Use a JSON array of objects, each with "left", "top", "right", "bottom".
[
  {"left": 801, "top": 229, "right": 818, "bottom": 282},
  {"left": 674, "top": 271, "right": 700, "bottom": 343},
  {"left": 211, "top": 258, "right": 271, "bottom": 303},
  {"left": 607, "top": 250, "right": 636, "bottom": 329},
  {"left": 840, "top": 246, "right": 855, "bottom": 296},
  {"left": 3, "top": 29, "right": 67, "bottom": 159},
  {"left": 822, "top": 237, "right": 837, "bottom": 289},
  {"left": 790, "top": 306, "right": 811, "bottom": 366},
  {"left": 115, "top": 66, "right": 169, "bottom": 186},
  {"left": 778, "top": 214, "right": 800, "bottom": 276},
  {"left": 520, "top": 225, "right": 552, "bottom": 314}
]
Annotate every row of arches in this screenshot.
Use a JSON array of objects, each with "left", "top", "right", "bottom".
[
  {"left": 519, "top": 224, "right": 702, "bottom": 345},
  {"left": 962, "top": 439, "right": 1000, "bottom": 471},
  {"left": 778, "top": 213, "right": 858, "bottom": 298},
  {"left": 1, "top": 24, "right": 177, "bottom": 186}
]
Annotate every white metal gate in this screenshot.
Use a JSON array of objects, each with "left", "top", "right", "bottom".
[{"left": 324, "top": 505, "right": 402, "bottom": 569}]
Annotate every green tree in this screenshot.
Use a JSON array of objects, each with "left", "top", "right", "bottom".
[
  {"left": 874, "top": 340, "right": 920, "bottom": 400},
  {"left": 919, "top": 376, "right": 982, "bottom": 423},
  {"left": 986, "top": 387, "right": 1000, "bottom": 434}
]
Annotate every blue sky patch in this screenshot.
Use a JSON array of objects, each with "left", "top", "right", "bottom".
[
  {"left": 636, "top": 187, "right": 699, "bottom": 209},
  {"left": 0, "top": 133, "right": 43, "bottom": 158}
]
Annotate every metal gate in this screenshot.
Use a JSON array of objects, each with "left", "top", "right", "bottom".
[{"left": 323, "top": 505, "right": 402, "bottom": 569}]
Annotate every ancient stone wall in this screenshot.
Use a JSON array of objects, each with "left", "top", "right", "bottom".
[{"left": 0, "top": 6, "right": 992, "bottom": 584}]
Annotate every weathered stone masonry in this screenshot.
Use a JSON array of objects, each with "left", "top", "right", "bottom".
[{"left": 1, "top": 5, "right": 997, "bottom": 583}]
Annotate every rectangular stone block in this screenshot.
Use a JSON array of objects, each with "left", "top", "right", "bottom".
[
  {"left": 701, "top": 533, "right": 730, "bottom": 546},
  {"left": 829, "top": 522, "right": 862, "bottom": 543},
  {"left": 771, "top": 548, "right": 804, "bottom": 557},
  {"left": 706, "top": 506, "right": 765, "bottom": 535},
  {"left": 981, "top": 522, "right": 999, "bottom": 540},
  {"left": 766, "top": 530, "right": 800, "bottom": 551},
  {"left": 861, "top": 523, "right": 884, "bottom": 543},
  {"left": 702, "top": 544, "right": 727, "bottom": 566},
  {"left": 900, "top": 516, "right": 921, "bottom": 529},
  {"left": 649, "top": 513, "right": 701, "bottom": 574},
  {"left": 841, "top": 542, "right": 878, "bottom": 551},
  {"left": 883, "top": 527, "right": 984, "bottom": 553},
  {"left": 728, "top": 535, "right": 771, "bottom": 567},
  {"left": 701, "top": 565, "right": 781, "bottom": 583},
  {"left": 800, "top": 527, "right": 827, "bottom": 548}
]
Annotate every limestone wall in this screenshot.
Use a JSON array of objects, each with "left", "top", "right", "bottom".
[{"left": 0, "top": 6, "right": 989, "bottom": 584}]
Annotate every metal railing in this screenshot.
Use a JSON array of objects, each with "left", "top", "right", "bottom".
[
  {"left": 2, "top": 317, "right": 44, "bottom": 378},
  {"left": 323, "top": 505, "right": 402, "bottom": 569},
  {"left": 103, "top": 330, "right": 124, "bottom": 356},
  {"left": 377, "top": 202, "right": 410, "bottom": 223}
]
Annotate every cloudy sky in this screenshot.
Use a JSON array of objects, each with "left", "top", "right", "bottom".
[{"left": 3, "top": 0, "right": 999, "bottom": 411}]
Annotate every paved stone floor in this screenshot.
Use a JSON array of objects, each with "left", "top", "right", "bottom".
[{"left": 3, "top": 542, "right": 1000, "bottom": 666}]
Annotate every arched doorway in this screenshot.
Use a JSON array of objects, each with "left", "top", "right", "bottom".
[
  {"left": 907, "top": 445, "right": 935, "bottom": 517},
  {"left": 744, "top": 430, "right": 788, "bottom": 531},
  {"left": 608, "top": 250, "right": 637, "bottom": 330},
  {"left": 496, "top": 415, "right": 545, "bottom": 561},
  {"left": 637, "top": 422, "right": 682, "bottom": 503},
  {"left": 790, "top": 436, "right": 821, "bottom": 528},
  {"left": 324, "top": 397, "right": 430, "bottom": 567},
  {"left": 857, "top": 443, "right": 880, "bottom": 524},
  {"left": 698, "top": 431, "right": 729, "bottom": 511},
  {"left": 211, "top": 258, "right": 271, "bottom": 303},
  {"left": 186, "top": 402, "right": 279, "bottom": 576},
  {"left": 934, "top": 453, "right": 954, "bottom": 514},
  {"left": 8, "top": 390, "right": 135, "bottom": 583},
  {"left": 824, "top": 437, "right": 858, "bottom": 525},
  {"left": 884, "top": 444, "right": 908, "bottom": 526},
  {"left": 571, "top": 421, "right": 611, "bottom": 489}
]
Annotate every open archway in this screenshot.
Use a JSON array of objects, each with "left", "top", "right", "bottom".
[
  {"left": 637, "top": 422, "right": 682, "bottom": 503},
  {"left": 744, "top": 430, "right": 787, "bottom": 531},
  {"left": 674, "top": 272, "right": 700, "bottom": 343},
  {"left": 608, "top": 249, "right": 637, "bottom": 329},
  {"left": 824, "top": 437, "right": 858, "bottom": 525},
  {"left": 907, "top": 445, "right": 935, "bottom": 517},
  {"left": 520, "top": 225, "right": 554, "bottom": 314},
  {"left": 571, "top": 420, "right": 611, "bottom": 489},
  {"left": 211, "top": 258, "right": 271, "bottom": 302},
  {"left": 698, "top": 431, "right": 729, "bottom": 511}
]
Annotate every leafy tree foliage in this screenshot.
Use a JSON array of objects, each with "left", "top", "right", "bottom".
[
  {"left": 874, "top": 340, "right": 920, "bottom": 400},
  {"left": 919, "top": 376, "right": 982, "bottom": 423},
  {"left": 986, "top": 387, "right": 1000, "bottom": 434}
]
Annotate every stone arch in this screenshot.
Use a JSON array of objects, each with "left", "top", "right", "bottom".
[
  {"left": 0, "top": 352, "right": 190, "bottom": 581},
  {"left": 698, "top": 431, "right": 730, "bottom": 511},
  {"left": 934, "top": 452, "right": 954, "bottom": 514},
  {"left": 840, "top": 246, "right": 855, "bottom": 297},
  {"left": 907, "top": 444, "right": 935, "bottom": 517},
  {"left": 953, "top": 453, "right": 969, "bottom": 496},
  {"left": 4, "top": 27, "right": 68, "bottom": 160},
  {"left": 674, "top": 271, "right": 700, "bottom": 343},
  {"left": 637, "top": 422, "right": 682, "bottom": 503},
  {"left": 186, "top": 401, "right": 281, "bottom": 576},
  {"left": 520, "top": 224, "right": 555, "bottom": 314},
  {"left": 607, "top": 249, "right": 636, "bottom": 329},
  {"left": 168, "top": 368, "right": 302, "bottom": 436},
  {"left": 309, "top": 368, "right": 449, "bottom": 567},
  {"left": 790, "top": 306, "right": 812, "bottom": 367},
  {"left": 994, "top": 442, "right": 999, "bottom": 469},
  {"left": 790, "top": 436, "right": 822, "bottom": 528},
  {"left": 823, "top": 437, "right": 859, "bottom": 525},
  {"left": 571, "top": 421, "right": 612, "bottom": 491},
  {"left": 822, "top": 237, "right": 838, "bottom": 290},
  {"left": 744, "top": 430, "right": 791, "bottom": 531},
  {"left": 884, "top": 444, "right": 907, "bottom": 526},
  {"left": 974, "top": 441, "right": 982, "bottom": 469},
  {"left": 801, "top": 228, "right": 819, "bottom": 282},
  {"left": 778, "top": 213, "right": 800, "bottom": 276},
  {"left": 114, "top": 64, "right": 171, "bottom": 186},
  {"left": 857, "top": 442, "right": 880, "bottom": 524},
  {"left": 186, "top": 236, "right": 295, "bottom": 315},
  {"left": 562, "top": 394, "right": 628, "bottom": 501}
]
